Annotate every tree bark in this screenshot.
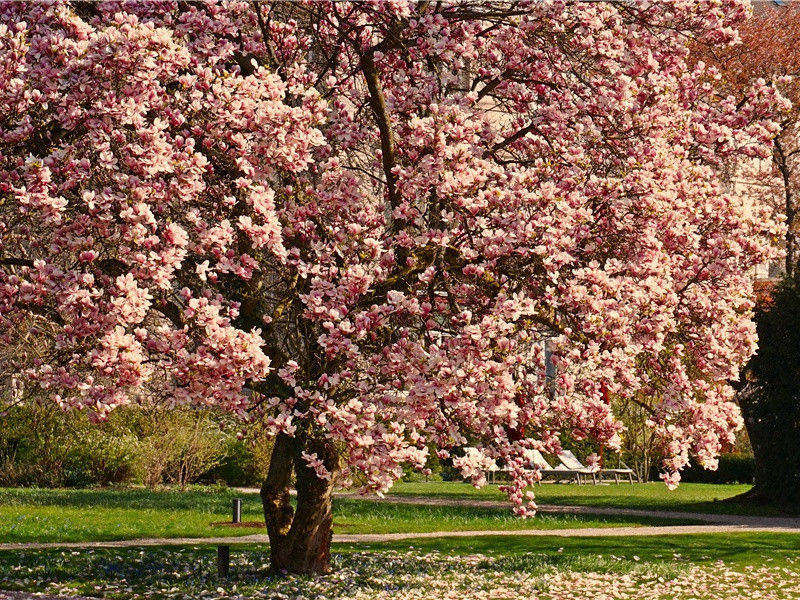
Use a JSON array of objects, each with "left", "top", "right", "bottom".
[
  {"left": 774, "top": 138, "right": 796, "bottom": 278},
  {"left": 260, "top": 433, "right": 339, "bottom": 575}
]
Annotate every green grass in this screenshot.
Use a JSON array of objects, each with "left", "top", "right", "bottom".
[
  {"left": 332, "top": 498, "right": 690, "bottom": 534},
  {"left": 0, "top": 486, "right": 266, "bottom": 543},
  {"left": 0, "top": 486, "right": 688, "bottom": 543},
  {"left": 388, "top": 481, "right": 790, "bottom": 516},
  {"left": 0, "top": 482, "right": 791, "bottom": 544}
]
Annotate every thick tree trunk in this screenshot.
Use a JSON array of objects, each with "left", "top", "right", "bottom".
[
  {"left": 260, "top": 433, "right": 338, "bottom": 575},
  {"left": 738, "top": 390, "right": 800, "bottom": 506}
]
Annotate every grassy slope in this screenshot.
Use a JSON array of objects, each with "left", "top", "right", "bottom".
[{"left": 0, "top": 487, "right": 691, "bottom": 543}]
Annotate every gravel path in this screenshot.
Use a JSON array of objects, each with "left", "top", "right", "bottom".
[
  {"left": 1, "top": 522, "right": 798, "bottom": 552},
  {"left": 2, "top": 493, "right": 798, "bottom": 552}
]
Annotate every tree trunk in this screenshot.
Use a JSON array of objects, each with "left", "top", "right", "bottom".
[
  {"left": 260, "top": 433, "right": 338, "bottom": 575},
  {"left": 738, "top": 389, "right": 800, "bottom": 506}
]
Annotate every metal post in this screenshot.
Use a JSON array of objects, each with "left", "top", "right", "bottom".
[
  {"left": 217, "top": 545, "right": 230, "bottom": 577},
  {"left": 232, "top": 498, "right": 242, "bottom": 524}
]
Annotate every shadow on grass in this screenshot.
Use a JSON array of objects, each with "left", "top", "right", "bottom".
[
  {"left": 389, "top": 482, "right": 797, "bottom": 517},
  {"left": 0, "top": 545, "right": 273, "bottom": 590}
]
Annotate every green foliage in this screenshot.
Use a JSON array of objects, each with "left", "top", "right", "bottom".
[
  {"left": 206, "top": 437, "right": 258, "bottom": 486},
  {"left": 614, "top": 398, "right": 661, "bottom": 482},
  {"left": 61, "top": 430, "right": 141, "bottom": 487},
  {"left": 205, "top": 424, "right": 273, "bottom": 487},
  {"left": 0, "top": 403, "right": 139, "bottom": 488},
  {"left": 130, "top": 409, "right": 228, "bottom": 489}
]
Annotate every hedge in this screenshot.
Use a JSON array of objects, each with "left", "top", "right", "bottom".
[{"left": 677, "top": 453, "right": 754, "bottom": 484}]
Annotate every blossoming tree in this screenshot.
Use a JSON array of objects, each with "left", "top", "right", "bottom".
[{"left": 0, "top": 0, "right": 784, "bottom": 574}]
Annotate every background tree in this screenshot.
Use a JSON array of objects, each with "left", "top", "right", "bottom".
[
  {"left": 737, "top": 278, "right": 800, "bottom": 504},
  {"left": 0, "top": 1, "right": 784, "bottom": 574},
  {"left": 697, "top": 1, "right": 800, "bottom": 504}
]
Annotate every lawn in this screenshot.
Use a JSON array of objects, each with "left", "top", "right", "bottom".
[
  {"left": 388, "top": 481, "right": 788, "bottom": 516},
  {"left": 0, "top": 487, "right": 690, "bottom": 544},
  {"left": 2, "top": 485, "right": 799, "bottom": 599},
  {"left": 1, "top": 533, "right": 798, "bottom": 599}
]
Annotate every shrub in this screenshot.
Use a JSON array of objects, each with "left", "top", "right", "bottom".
[
  {"left": 200, "top": 419, "right": 274, "bottom": 487},
  {"left": 134, "top": 409, "right": 228, "bottom": 489},
  {"left": 0, "top": 402, "right": 140, "bottom": 487},
  {"left": 62, "top": 431, "right": 140, "bottom": 487},
  {"left": 0, "top": 401, "right": 239, "bottom": 488}
]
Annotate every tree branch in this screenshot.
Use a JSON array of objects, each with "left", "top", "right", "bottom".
[{"left": 359, "top": 50, "right": 401, "bottom": 225}]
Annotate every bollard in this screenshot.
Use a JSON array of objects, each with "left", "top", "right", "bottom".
[
  {"left": 232, "top": 498, "right": 242, "bottom": 524},
  {"left": 217, "top": 545, "right": 230, "bottom": 577}
]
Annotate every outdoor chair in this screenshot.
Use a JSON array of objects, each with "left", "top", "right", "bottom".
[
  {"left": 531, "top": 449, "right": 590, "bottom": 485},
  {"left": 556, "top": 450, "right": 599, "bottom": 485},
  {"left": 599, "top": 458, "right": 636, "bottom": 484}
]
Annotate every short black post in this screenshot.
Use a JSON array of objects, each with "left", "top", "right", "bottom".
[
  {"left": 232, "top": 498, "right": 242, "bottom": 524},
  {"left": 217, "top": 544, "right": 230, "bottom": 577}
]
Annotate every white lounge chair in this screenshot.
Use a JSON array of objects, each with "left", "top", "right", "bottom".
[
  {"left": 532, "top": 450, "right": 589, "bottom": 484},
  {"left": 559, "top": 450, "right": 637, "bottom": 484},
  {"left": 557, "top": 450, "right": 599, "bottom": 485},
  {"left": 600, "top": 458, "right": 636, "bottom": 484}
]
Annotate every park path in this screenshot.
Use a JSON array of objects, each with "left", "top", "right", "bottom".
[
  {"left": 2, "top": 493, "right": 799, "bottom": 552},
  {"left": 2, "top": 523, "right": 799, "bottom": 552}
]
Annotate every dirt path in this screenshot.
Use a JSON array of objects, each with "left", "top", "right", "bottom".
[
  {"left": 1, "top": 522, "right": 798, "bottom": 552},
  {"left": 2, "top": 492, "right": 798, "bottom": 552}
]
